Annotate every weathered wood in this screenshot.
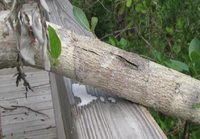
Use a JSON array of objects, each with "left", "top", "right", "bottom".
[
  {"left": 50, "top": 74, "right": 78, "bottom": 139},
  {"left": 0, "top": 68, "right": 57, "bottom": 139},
  {"left": 0, "top": 3, "right": 200, "bottom": 123},
  {"left": 72, "top": 83, "right": 167, "bottom": 139},
  {"left": 49, "top": 73, "right": 67, "bottom": 139},
  {"left": 47, "top": 1, "right": 167, "bottom": 139}
]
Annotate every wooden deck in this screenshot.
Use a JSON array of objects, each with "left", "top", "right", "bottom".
[
  {"left": 0, "top": 68, "right": 57, "bottom": 139},
  {"left": 46, "top": 0, "right": 167, "bottom": 139},
  {"left": 50, "top": 76, "right": 167, "bottom": 139},
  {"left": 0, "top": 68, "right": 166, "bottom": 139},
  {"left": 0, "top": 0, "right": 167, "bottom": 139}
]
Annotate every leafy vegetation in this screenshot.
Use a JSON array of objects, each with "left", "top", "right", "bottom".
[
  {"left": 72, "top": 0, "right": 200, "bottom": 138},
  {"left": 73, "top": 6, "right": 98, "bottom": 32}
]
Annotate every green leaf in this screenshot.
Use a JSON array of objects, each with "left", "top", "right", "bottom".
[
  {"left": 73, "top": 6, "right": 90, "bottom": 31},
  {"left": 193, "top": 103, "right": 200, "bottom": 109},
  {"left": 108, "top": 36, "right": 118, "bottom": 46},
  {"left": 144, "top": 0, "right": 151, "bottom": 7},
  {"left": 151, "top": 48, "right": 164, "bottom": 63},
  {"left": 91, "top": 17, "right": 98, "bottom": 33},
  {"left": 166, "top": 26, "right": 174, "bottom": 34},
  {"left": 172, "top": 44, "right": 181, "bottom": 54},
  {"left": 119, "top": 4, "right": 126, "bottom": 15},
  {"left": 48, "top": 25, "right": 61, "bottom": 59},
  {"left": 119, "top": 38, "right": 128, "bottom": 49},
  {"left": 176, "top": 18, "right": 184, "bottom": 29},
  {"left": 126, "top": 0, "right": 132, "bottom": 7},
  {"left": 189, "top": 38, "right": 200, "bottom": 62},
  {"left": 135, "top": 3, "right": 147, "bottom": 14},
  {"left": 164, "top": 59, "right": 189, "bottom": 72}
]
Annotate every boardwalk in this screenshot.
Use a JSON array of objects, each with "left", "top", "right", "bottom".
[
  {"left": 0, "top": 68, "right": 57, "bottom": 139},
  {"left": 0, "top": 1, "right": 167, "bottom": 139}
]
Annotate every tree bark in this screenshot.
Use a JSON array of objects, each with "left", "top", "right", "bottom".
[{"left": 0, "top": 14, "right": 200, "bottom": 124}]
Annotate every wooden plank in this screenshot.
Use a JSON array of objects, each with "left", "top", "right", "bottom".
[
  {"left": 2, "top": 110, "right": 54, "bottom": 133},
  {"left": 0, "top": 108, "right": 1, "bottom": 139},
  {"left": 49, "top": 73, "right": 78, "bottom": 139},
  {"left": 1, "top": 100, "right": 53, "bottom": 115},
  {"left": 47, "top": 1, "right": 167, "bottom": 139},
  {"left": 0, "top": 68, "right": 57, "bottom": 139},
  {"left": 73, "top": 83, "right": 167, "bottom": 139},
  {"left": 49, "top": 73, "right": 66, "bottom": 139},
  {"left": 3, "top": 127, "right": 57, "bottom": 139}
]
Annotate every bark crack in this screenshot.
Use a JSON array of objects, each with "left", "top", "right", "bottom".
[
  {"left": 175, "top": 83, "right": 181, "bottom": 94},
  {"left": 81, "top": 48, "right": 100, "bottom": 56},
  {"left": 111, "top": 52, "right": 138, "bottom": 70}
]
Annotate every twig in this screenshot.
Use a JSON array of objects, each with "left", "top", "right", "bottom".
[
  {"left": 100, "top": 27, "right": 136, "bottom": 40},
  {"left": 93, "top": 0, "right": 110, "bottom": 13},
  {"left": 100, "top": 27, "right": 152, "bottom": 48},
  {"left": 0, "top": 105, "right": 17, "bottom": 111},
  {"left": 11, "top": 105, "right": 49, "bottom": 118},
  {"left": 15, "top": 53, "right": 33, "bottom": 98},
  {"left": 0, "top": 105, "right": 49, "bottom": 118},
  {"left": 181, "top": 120, "right": 190, "bottom": 139},
  {"left": 139, "top": 35, "right": 152, "bottom": 47}
]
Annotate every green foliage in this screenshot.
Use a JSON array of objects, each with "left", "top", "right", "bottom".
[
  {"left": 73, "top": 6, "right": 98, "bottom": 33},
  {"left": 126, "top": 0, "right": 132, "bottom": 8},
  {"left": 193, "top": 103, "right": 200, "bottom": 109},
  {"left": 189, "top": 38, "right": 200, "bottom": 63},
  {"left": 73, "top": 6, "right": 90, "bottom": 31},
  {"left": 72, "top": 0, "right": 200, "bottom": 138},
  {"left": 91, "top": 17, "right": 98, "bottom": 33},
  {"left": 108, "top": 37, "right": 129, "bottom": 49},
  {"left": 164, "top": 60, "right": 189, "bottom": 72},
  {"left": 48, "top": 25, "right": 61, "bottom": 59}
]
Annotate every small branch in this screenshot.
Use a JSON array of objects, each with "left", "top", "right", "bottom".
[
  {"left": 15, "top": 54, "right": 33, "bottom": 98},
  {"left": 0, "top": 105, "right": 17, "bottom": 111},
  {"left": 100, "top": 27, "right": 136, "bottom": 40},
  {"left": 139, "top": 35, "right": 152, "bottom": 47},
  {"left": 93, "top": 0, "right": 110, "bottom": 13},
  {"left": 11, "top": 105, "right": 49, "bottom": 118},
  {"left": 0, "top": 105, "right": 49, "bottom": 118},
  {"left": 181, "top": 121, "right": 190, "bottom": 139}
]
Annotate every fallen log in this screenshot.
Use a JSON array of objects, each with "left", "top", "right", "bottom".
[{"left": 0, "top": 11, "right": 200, "bottom": 124}]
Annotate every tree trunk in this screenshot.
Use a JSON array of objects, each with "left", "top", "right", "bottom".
[{"left": 0, "top": 12, "right": 200, "bottom": 124}]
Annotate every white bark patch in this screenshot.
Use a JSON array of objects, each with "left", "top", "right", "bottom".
[
  {"left": 100, "top": 55, "right": 115, "bottom": 69},
  {"left": 72, "top": 84, "right": 97, "bottom": 106},
  {"left": 0, "top": 10, "right": 9, "bottom": 22},
  {"left": 20, "top": 46, "right": 36, "bottom": 65}
]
